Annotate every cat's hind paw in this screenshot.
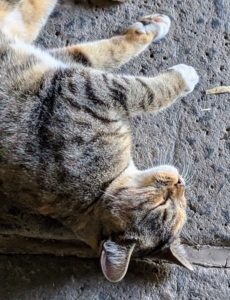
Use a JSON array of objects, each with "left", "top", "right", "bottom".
[{"left": 170, "top": 64, "right": 199, "bottom": 93}]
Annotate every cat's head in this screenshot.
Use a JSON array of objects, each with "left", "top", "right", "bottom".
[{"left": 100, "top": 164, "right": 192, "bottom": 282}]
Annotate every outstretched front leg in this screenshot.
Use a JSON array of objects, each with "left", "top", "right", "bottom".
[
  {"left": 50, "top": 13, "right": 171, "bottom": 70},
  {"left": 77, "top": 64, "right": 199, "bottom": 118},
  {"left": 116, "top": 64, "right": 199, "bottom": 115}
]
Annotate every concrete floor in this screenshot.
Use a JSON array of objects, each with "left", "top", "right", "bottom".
[{"left": 1, "top": 0, "right": 230, "bottom": 299}]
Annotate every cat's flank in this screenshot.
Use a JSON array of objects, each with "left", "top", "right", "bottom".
[{"left": 0, "top": 0, "right": 199, "bottom": 282}]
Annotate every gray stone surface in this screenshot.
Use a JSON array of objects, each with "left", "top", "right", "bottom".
[
  {"left": 1, "top": 0, "right": 230, "bottom": 298},
  {"left": 0, "top": 255, "right": 229, "bottom": 300}
]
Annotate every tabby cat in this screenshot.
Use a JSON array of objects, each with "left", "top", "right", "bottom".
[{"left": 0, "top": 0, "right": 199, "bottom": 282}]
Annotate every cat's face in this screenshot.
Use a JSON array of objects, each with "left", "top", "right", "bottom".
[{"left": 100, "top": 165, "right": 192, "bottom": 282}]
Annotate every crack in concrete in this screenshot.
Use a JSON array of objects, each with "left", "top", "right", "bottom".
[
  {"left": 184, "top": 245, "right": 230, "bottom": 268},
  {"left": 191, "top": 263, "right": 229, "bottom": 269},
  {"left": 1, "top": 234, "right": 230, "bottom": 269},
  {"left": 134, "top": 245, "right": 230, "bottom": 269}
]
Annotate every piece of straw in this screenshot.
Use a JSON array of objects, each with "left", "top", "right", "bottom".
[{"left": 206, "top": 86, "right": 230, "bottom": 95}]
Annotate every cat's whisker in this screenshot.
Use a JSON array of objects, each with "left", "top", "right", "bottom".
[
  {"left": 166, "top": 144, "right": 171, "bottom": 164},
  {"left": 185, "top": 168, "right": 196, "bottom": 183},
  {"left": 184, "top": 162, "right": 195, "bottom": 182},
  {"left": 162, "top": 146, "right": 169, "bottom": 166},
  {"left": 181, "top": 160, "right": 187, "bottom": 178},
  {"left": 170, "top": 145, "right": 177, "bottom": 165},
  {"left": 180, "top": 161, "right": 196, "bottom": 189},
  {"left": 183, "top": 149, "right": 194, "bottom": 179},
  {"left": 173, "top": 159, "right": 179, "bottom": 170},
  {"left": 186, "top": 178, "right": 196, "bottom": 188},
  {"left": 181, "top": 228, "right": 199, "bottom": 247},
  {"left": 158, "top": 148, "right": 163, "bottom": 166},
  {"left": 182, "top": 164, "right": 191, "bottom": 182},
  {"left": 185, "top": 178, "right": 195, "bottom": 189},
  {"left": 184, "top": 172, "right": 192, "bottom": 183},
  {"left": 152, "top": 171, "right": 161, "bottom": 181},
  {"left": 185, "top": 184, "right": 193, "bottom": 190},
  {"left": 185, "top": 182, "right": 195, "bottom": 189}
]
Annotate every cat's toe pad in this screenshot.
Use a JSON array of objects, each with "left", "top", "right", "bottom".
[
  {"left": 138, "top": 14, "right": 171, "bottom": 40},
  {"left": 170, "top": 64, "right": 199, "bottom": 93}
]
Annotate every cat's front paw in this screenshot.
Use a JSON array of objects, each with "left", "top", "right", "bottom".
[
  {"left": 170, "top": 64, "right": 199, "bottom": 93},
  {"left": 126, "top": 14, "right": 171, "bottom": 41},
  {"left": 139, "top": 14, "right": 171, "bottom": 40}
]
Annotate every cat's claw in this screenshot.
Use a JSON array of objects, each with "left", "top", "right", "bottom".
[
  {"left": 138, "top": 14, "right": 171, "bottom": 40},
  {"left": 170, "top": 64, "right": 199, "bottom": 93}
]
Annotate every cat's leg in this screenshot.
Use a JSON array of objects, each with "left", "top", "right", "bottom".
[
  {"left": 119, "top": 64, "right": 199, "bottom": 114},
  {"left": 0, "top": 0, "right": 57, "bottom": 42},
  {"left": 80, "top": 64, "right": 199, "bottom": 116},
  {"left": 49, "top": 13, "right": 171, "bottom": 70}
]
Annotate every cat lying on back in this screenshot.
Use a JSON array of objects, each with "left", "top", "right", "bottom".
[{"left": 0, "top": 0, "right": 199, "bottom": 282}]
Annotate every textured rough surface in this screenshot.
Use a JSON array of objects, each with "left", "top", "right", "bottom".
[
  {"left": 0, "top": 0, "right": 230, "bottom": 298},
  {"left": 0, "top": 255, "right": 229, "bottom": 300}
]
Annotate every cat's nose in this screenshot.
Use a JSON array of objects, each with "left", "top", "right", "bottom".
[{"left": 176, "top": 178, "right": 185, "bottom": 187}]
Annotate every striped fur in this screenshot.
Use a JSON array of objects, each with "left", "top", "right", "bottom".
[{"left": 0, "top": 0, "right": 199, "bottom": 281}]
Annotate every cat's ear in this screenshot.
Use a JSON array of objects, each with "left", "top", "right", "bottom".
[
  {"left": 100, "top": 240, "right": 135, "bottom": 282},
  {"left": 152, "top": 239, "right": 193, "bottom": 270}
]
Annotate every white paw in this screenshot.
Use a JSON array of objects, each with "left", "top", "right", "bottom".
[
  {"left": 129, "top": 14, "right": 171, "bottom": 40},
  {"left": 170, "top": 64, "right": 199, "bottom": 93},
  {"left": 140, "top": 14, "right": 171, "bottom": 40}
]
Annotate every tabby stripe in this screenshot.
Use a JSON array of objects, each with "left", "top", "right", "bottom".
[
  {"left": 167, "top": 87, "right": 172, "bottom": 98},
  {"left": 81, "top": 105, "right": 117, "bottom": 123},
  {"left": 102, "top": 74, "right": 109, "bottom": 85},
  {"left": 178, "top": 82, "right": 184, "bottom": 92},
  {"left": 35, "top": 71, "right": 64, "bottom": 149},
  {"left": 85, "top": 77, "right": 107, "bottom": 107},
  {"left": 11, "top": 59, "right": 36, "bottom": 76},
  {"left": 163, "top": 209, "right": 168, "bottom": 222},
  {"left": 84, "top": 178, "right": 115, "bottom": 210},
  {"left": 71, "top": 130, "right": 126, "bottom": 147},
  {"left": 0, "top": 48, "right": 8, "bottom": 60},
  {"left": 173, "top": 84, "right": 180, "bottom": 94},
  {"left": 136, "top": 78, "right": 155, "bottom": 110},
  {"left": 91, "top": 131, "right": 129, "bottom": 145},
  {"left": 68, "top": 80, "right": 78, "bottom": 94},
  {"left": 65, "top": 93, "right": 84, "bottom": 111},
  {"left": 113, "top": 193, "right": 152, "bottom": 209},
  {"left": 108, "top": 80, "right": 129, "bottom": 113},
  {"left": 66, "top": 88, "right": 119, "bottom": 123},
  {"left": 112, "top": 79, "right": 127, "bottom": 93},
  {"left": 152, "top": 237, "right": 173, "bottom": 253},
  {"left": 120, "top": 143, "right": 131, "bottom": 153},
  {"left": 158, "top": 86, "right": 165, "bottom": 95},
  {"left": 68, "top": 49, "right": 91, "bottom": 67},
  {"left": 72, "top": 135, "right": 85, "bottom": 145},
  {"left": 108, "top": 131, "right": 129, "bottom": 139}
]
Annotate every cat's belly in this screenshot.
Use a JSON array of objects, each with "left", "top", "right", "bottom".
[{"left": 0, "top": 121, "right": 132, "bottom": 216}]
